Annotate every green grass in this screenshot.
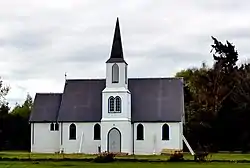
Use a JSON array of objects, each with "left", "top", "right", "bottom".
[
  {"left": 1, "top": 161, "right": 250, "bottom": 168},
  {"left": 1, "top": 151, "right": 250, "bottom": 161},
  {"left": 2, "top": 151, "right": 250, "bottom": 167}
]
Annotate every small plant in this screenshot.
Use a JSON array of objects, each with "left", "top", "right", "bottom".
[
  {"left": 93, "top": 152, "right": 115, "bottom": 163},
  {"left": 169, "top": 151, "right": 184, "bottom": 162},
  {"left": 194, "top": 152, "right": 209, "bottom": 162}
]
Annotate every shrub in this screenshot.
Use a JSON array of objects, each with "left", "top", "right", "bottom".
[
  {"left": 194, "top": 152, "right": 209, "bottom": 162},
  {"left": 169, "top": 151, "right": 184, "bottom": 162},
  {"left": 93, "top": 152, "right": 115, "bottom": 163}
]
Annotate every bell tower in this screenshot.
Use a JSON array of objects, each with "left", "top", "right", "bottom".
[
  {"left": 102, "top": 17, "right": 131, "bottom": 120},
  {"left": 105, "top": 17, "right": 128, "bottom": 89},
  {"left": 101, "top": 18, "right": 132, "bottom": 154}
]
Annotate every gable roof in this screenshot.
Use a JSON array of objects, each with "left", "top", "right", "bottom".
[
  {"left": 130, "top": 78, "right": 184, "bottom": 122},
  {"left": 29, "top": 78, "right": 184, "bottom": 123},
  {"left": 29, "top": 93, "right": 62, "bottom": 122},
  {"left": 57, "top": 79, "right": 105, "bottom": 122}
]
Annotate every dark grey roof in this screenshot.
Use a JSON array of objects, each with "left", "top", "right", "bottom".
[
  {"left": 106, "top": 17, "right": 127, "bottom": 64},
  {"left": 29, "top": 93, "right": 62, "bottom": 122},
  {"left": 57, "top": 79, "right": 105, "bottom": 122},
  {"left": 130, "top": 78, "right": 184, "bottom": 122},
  {"left": 29, "top": 78, "right": 184, "bottom": 123}
]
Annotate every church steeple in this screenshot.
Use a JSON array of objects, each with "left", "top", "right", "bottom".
[{"left": 106, "top": 17, "right": 127, "bottom": 64}]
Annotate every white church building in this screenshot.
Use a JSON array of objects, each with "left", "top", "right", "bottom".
[{"left": 29, "top": 18, "right": 185, "bottom": 155}]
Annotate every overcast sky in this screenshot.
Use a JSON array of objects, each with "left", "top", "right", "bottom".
[{"left": 1, "top": 0, "right": 250, "bottom": 107}]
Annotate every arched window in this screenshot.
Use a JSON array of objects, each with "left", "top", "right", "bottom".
[
  {"left": 55, "top": 123, "right": 59, "bottom": 131},
  {"left": 50, "top": 123, "right": 54, "bottom": 131},
  {"left": 112, "top": 64, "right": 119, "bottom": 83},
  {"left": 69, "top": 123, "right": 76, "bottom": 140},
  {"left": 162, "top": 124, "right": 170, "bottom": 140},
  {"left": 94, "top": 124, "right": 101, "bottom": 140},
  {"left": 108, "top": 96, "right": 121, "bottom": 113},
  {"left": 137, "top": 124, "right": 144, "bottom": 140},
  {"left": 115, "top": 96, "right": 121, "bottom": 112},
  {"left": 108, "top": 96, "right": 115, "bottom": 112},
  {"left": 125, "top": 65, "right": 128, "bottom": 84}
]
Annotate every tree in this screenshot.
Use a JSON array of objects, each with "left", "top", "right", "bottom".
[
  {"left": 198, "top": 36, "right": 239, "bottom": 116},
  {"left": 231, "top": 63, "right": 250, "bottom": 109},
  {"left": 175, "top": 63, "right": 213, "bottom": 149},
  {"left": 211, "top": 36, "right": 238, "bottom": 73},
  {"left": 0, "top": 103, "right": 10, "bottom": 117},
  {"left": 0, "top": 78, "right": 9, "bottom": 151},
  {"left": 11, "top": 93, "right": 33, "bottom": 118},
  {"left": 175, "top": 37, "right": 240, "bottom": 151},
  {"left": 0, "top": 78, "right": 9, "bottom": 105}
]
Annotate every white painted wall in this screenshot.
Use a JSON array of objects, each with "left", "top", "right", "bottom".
[
  {"left": 101, "top": 120, "right": 133, "bottom": 154},
  {"left": 31, "top": 123, "right": 60, "bottom": 153},
  {"left": 60, "top": 122, "right": 101, "bottom": 154},
  {"left": 133, "top": 122, "right": 183, "bottom": 155},
  {"left": 31, "top": 121, "right": 182, "bottom": 155}
]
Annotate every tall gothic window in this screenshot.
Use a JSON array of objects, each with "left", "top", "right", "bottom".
[
  {"left": 55, "top": 123, "right": 59, "bottom": 131},
  {"left": 94, "top": 123, "right": 101, "bottom": 140},
  {"left": 69, "top": 123, "right": 76, "bottom": 140},
  {"left": 115, "top": 96, "right": 121, "bottom": 112},
  {"left": 108, "top": 96, "right": 115, "bottom": 112},
  {"left": 50, "top": 123, "right": 54, "bottom": 131},
  {"left": 137, "top": 124, "right": 144, "bottom": 140},
  {"left": 162, "top": 123, "right": 170, "bottom": 140},
  {"left": 108, "top": 96, "right": 121, "bottom": 113},
  {"left": 125, "top": 65, "right": 128, "bottom": 84},
  {"left": 112, "top": 64, "right": 119, "bottom": 83}
]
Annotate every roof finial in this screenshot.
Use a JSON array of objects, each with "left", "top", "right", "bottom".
[{"left": 64, "top": 72, "right": 67, "bottom": 81}]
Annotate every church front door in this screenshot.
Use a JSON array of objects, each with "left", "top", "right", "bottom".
[{"left": 107, "top": 128, "right": 121, "bottom": 153}]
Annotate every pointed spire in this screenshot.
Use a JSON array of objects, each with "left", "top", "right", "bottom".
[{"left": 106, "top": 17, "right": 127, "bottom": 64}]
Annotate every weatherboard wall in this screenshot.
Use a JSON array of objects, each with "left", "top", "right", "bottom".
[
  {"left": 133, "top": 122, "right": 183, "bottom": 155},
  {"left": 60, "top": 122, "right": 101, "bottom": 154},
  {"left": 31, "top": 123, "right": 60, "bottom": 153}
]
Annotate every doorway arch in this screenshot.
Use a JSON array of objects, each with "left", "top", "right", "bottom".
[{"left": 107, "top": 128, "right": 121, "bottom": 153}]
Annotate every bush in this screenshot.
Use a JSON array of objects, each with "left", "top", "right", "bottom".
[
  {"left": 169, "top": 151, "right": 184, "bottom": 162},
  {"left": 93, "top": 152, "right": 115, "bottom": 163},
  {"left": 194, "top": 152, "right": 209, "bottom": 162}
]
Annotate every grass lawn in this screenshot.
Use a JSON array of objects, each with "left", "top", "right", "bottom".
[
  {"left": 1, "top": 151, "right": 250, "bottom": 167},
  {"left": 1, "top": 161, "right": 250, "bottom": 168},
  {"left": 1, "top": 151, "right": 250, "bottom": 161}
]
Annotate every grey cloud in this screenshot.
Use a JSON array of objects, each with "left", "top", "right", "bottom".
[
  {"left": 1, "top": 0, "right": 250, "bottom": 107},
  {"left": 0, "top": 31, "right": 50, "bottom": 50},
  {"left": 215, "top": 28, "right": 250, "bottom": 41},
  {"left": 194, "top": 0, "right": 250, "bottom": 11}
]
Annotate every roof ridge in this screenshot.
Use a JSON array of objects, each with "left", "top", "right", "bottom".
[
  {"left": 128, "top": 77, "right": 183, "bottom": 80},
  {"left": 66, "top": 78, "right": 105, "bottom": 81},
  {"left": 36, "top": 93, "right": 62, "bottom": 95},
  {"left": 65, "top": 77, "right": 182, "bottom": 81}
]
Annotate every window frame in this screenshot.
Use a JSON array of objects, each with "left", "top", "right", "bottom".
[
  {"left": 108, "top": 96, "right": 121, "bottom": 113},
  {"left": 69, "top": 123, "right": 77, "bottom": 140},
  {"left": 162, "top": 123, "right": 170, "bottom": 140},
  {"left": 125, "top": 65, "right": 128, "bottom": 84},
  {"left": 108, "top": 96, "right": 115, "bottom": 112},
  {"left": 94, "top": 123, "right": 101, "bottom": 140},
  {"left": 50, "top": 123, "right": 54, "bottom": 131},
  {"left": 115, "top": 96, "right": 121, "bottom": 112},
  {"left": 55, "top": 123, "right": 59, "bottom": 131},
  {"left": 112, "top": 63, "right": 119, "bottom": 83},
  {"left": 136, "top": 124, "right": 144, "bottom": 140}
]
